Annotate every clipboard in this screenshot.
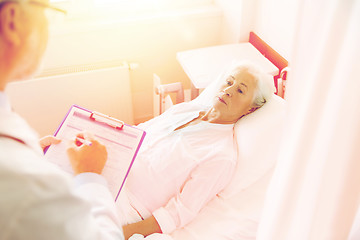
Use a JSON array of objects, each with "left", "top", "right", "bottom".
[{"left": 45, "top": 105, "right": 146, "bottom": 201}]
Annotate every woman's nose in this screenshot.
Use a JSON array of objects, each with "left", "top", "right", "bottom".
[{"left": 222, "top": 89, "right": 232, "bottom": 97}]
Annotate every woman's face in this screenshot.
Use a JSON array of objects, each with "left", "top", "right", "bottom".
[{"left": 212, "top": 68, "right": 257, "bottom": 123}]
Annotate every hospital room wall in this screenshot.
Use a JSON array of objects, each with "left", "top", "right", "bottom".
[
  {"left": 214, "top": 0, "right": 257, "bottom": 43},
  {"left": 41, "top": 8, "right": 223, "bottom": 124},
  {"left": 39, "top": 0, "right": 297, "bottom": 125},
  {"left": 216, "top": 0, "right": 299, "bottom": 61},
  {"left": 252, "top": 0, "right": 299, "bottom": 61}
]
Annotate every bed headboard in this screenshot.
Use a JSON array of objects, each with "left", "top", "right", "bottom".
[{"left": 249, "top": 32, "right": 289, "bottom": 98}]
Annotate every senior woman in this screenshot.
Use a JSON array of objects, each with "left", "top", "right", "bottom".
[{"left": 120, "top": 62, "right": 274, "bottom": 239}]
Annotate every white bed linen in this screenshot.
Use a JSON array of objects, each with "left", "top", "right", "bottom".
[
  {"left": 170, "top": 95, "right": 285, "bottom": 240},
  {"left": 128, "top": 94, "right": 285, "bottom": 240},
  {"left": 127, "top": 87, "right": 285, "bottom": 240}
]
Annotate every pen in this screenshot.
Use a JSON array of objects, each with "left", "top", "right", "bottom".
[{"left": 74, "top": 137, "right": 92, "bottom": 146}]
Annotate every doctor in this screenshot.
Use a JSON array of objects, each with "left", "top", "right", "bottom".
[{"left": 0, "top": 0, "right": 124, "bottom": 239}]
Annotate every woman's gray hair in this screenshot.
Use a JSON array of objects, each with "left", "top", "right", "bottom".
[{"left": 227, "top": 61, "right": 275, "bottom": 108}]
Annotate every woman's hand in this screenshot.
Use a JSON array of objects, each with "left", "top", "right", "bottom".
[
  {"left": 66, "top": 132, "right": 108, "bottom": 175},
  {"left": 123, "top": 216, "right": 162, "bottom": 240},
  {"left": 39, "top": 135, "right": 61, "bottom": 152}
]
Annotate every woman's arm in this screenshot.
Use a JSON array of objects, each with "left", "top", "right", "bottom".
[
  {"left": 122, "top": 215, "right": 161, "bottom": 240},
  {"left": 154, "top": 157, "right": 235, "bottom": 234}
]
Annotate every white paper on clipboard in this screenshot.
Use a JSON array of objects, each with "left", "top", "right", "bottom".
[{"left": 45, "top": 105, "right": 146, "bottom": 201}]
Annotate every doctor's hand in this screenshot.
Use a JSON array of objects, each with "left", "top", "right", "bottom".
[
  {"left": 66, "top": 133, "right": 108, "bottom": 175},
  {"left": 39, "top": 135, "right": 61, "bottom": 152}
]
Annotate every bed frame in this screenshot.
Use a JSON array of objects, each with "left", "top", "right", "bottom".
[
  {"left": 154, "top": 32, "right": 290, "bottom": 115},
  {"left": 249, "top": 32, "right": 289, "bottom": 98}
]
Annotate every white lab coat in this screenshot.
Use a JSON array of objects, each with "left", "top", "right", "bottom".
[{"left": 0, "top": 94, "right": 124, "bottom": 240}]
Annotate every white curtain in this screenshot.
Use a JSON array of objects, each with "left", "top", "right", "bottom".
[{"left": 257, "top": 0, "right": 360, "bottom": 239}]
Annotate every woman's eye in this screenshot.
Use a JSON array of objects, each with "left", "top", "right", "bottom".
[
  {"left": 226, "top": 81, "right": 232, "bottom": 86},
  {"left": 238, "top": 89, "right": 243, "bottom": 94}
]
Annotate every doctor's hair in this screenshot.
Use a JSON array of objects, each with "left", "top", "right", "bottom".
[
  {"left": 0, "top": 0, "right": 20, "bottom": 6},
  {"left": 227, "top": 61, "right": 275, "bottom": 108},
  {"left": 0, "top": 0, "right": 27, "bottom": 13},
  {"left": 0, "top": 1, "right": 6, "bottom": 10}
]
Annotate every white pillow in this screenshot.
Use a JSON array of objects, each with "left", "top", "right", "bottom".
[
  {"left": 191, "top": 66, "right": 229, "bottom": 108},
  {"left": 221, "top": 94, "right": 286, "bottom": 198}
]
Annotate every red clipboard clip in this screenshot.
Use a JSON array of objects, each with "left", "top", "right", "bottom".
[{"left": 90, "top": 112, "right": 124, "bottom": 130}]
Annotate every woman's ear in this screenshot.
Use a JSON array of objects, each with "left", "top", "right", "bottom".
[
  {"left": 0, "top": 3, "right": 22, "bottom": 46},
  {"left": 239, "top": 106, "right": 259, "bottom": 120},
  {"left": 247, "top": 106, "right": 259, "bottom": 115}
]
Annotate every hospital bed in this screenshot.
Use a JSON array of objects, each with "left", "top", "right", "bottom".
[
  {"left": 147, "top": 34, "right": 288, "bottom": 240},
  {"left": 156, "top": 82, "right": 285, "bottom": 240}
]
